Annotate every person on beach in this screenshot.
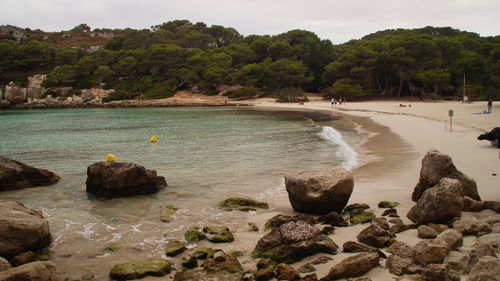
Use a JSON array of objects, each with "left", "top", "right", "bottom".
[
  {"left": 331, "top": 97, "right": 336, "bottom": 107},
  {"left": 487, "top": 99, "right": 493, "bottom": 114}
]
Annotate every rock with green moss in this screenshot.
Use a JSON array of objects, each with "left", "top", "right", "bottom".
[
  {"left": 203, "top": 254, "right": 244, "bottom": 273},
  {"left": 227, "top": 250, "right": 243, "bottom": 257},
  {"left": 378, "top": 201, "right": 400, "bottom": 208},
  {"left": 344, "top": 203, "right": 370, "bottom": 212},
  {"left": 218, "top": 197, "right": 269, "bottom": 211},
  {"left": 192, "top": 247, "right": 219, "bottom": 259},
  {"left": 207, "top": 230, "right": 234, "bottom": 243},
  {"left": 165, "top": 240, "right": 187, "bottom": 256},
  {"left": 160, "top": 205, "right": 179, "bottom": 222},
  {"left": 182, "top": 256, "right": 198, "bottom": 269},
  {"left": 350, "top": 211, "right": 376, "bottom": 225},
  {"left": 109, "top": 258, "right": 171, "bottom": 280},
  {"left": 185, "top": 227, "right": 207, "bottom": 243},
  {"left": 248, "top": 222, "right": 259, "bottom": 232},
  {"left": 203, "top": 226, "right": 230, "bottom": 234},
  {"left": 104, "top": 242, "right": 119, "bottom": 252}
]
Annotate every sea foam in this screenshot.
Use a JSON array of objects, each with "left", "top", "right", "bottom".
[{"left": 318, "top": 126, "right": 359, "bottom": 170}]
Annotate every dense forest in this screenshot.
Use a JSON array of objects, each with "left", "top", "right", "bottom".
[{"left": 1, "top": 20, "right": 499, "bottom": 101}]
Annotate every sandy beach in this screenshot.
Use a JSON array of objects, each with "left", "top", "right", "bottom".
[{"left": 217, "top": 98, "right": 500, "bottom": 280}]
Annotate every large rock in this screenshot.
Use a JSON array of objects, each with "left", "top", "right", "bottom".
[
  {"left": 86, "top": 161, "right": 166, "bottom": 198},
  {"left": 253, "top": 222, "right": 338, "bottom": 263},
  {"left": 285, "top": 166, "right": 354, "bottom": 215},
  {"left": 0, "top": 261, "right": 62, "bottom": 281},
  {"left": 322, "top": 252, "right": 379, "bottom": 280},
  {"left": 412, "top": 149, "right": 480, "bottom": 201},
  {"left": 407, "top": 178, "right": 463, "bottom": 225},
  {"left": 0, "top": 155, "right": 60, "bottom": 191},
  {"left": 0, "top": 200, "right": 51, "bottom": 259}
]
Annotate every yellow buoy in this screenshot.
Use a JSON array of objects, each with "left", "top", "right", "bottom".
[
  {"left": 150, "top": 136, "right": 158, "bottom": 143},
  {"left": 105, "top": 154, "right": 116, "bottom": 162}
]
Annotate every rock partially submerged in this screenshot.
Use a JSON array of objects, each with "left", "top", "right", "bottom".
[
  {"left": 109, "top": 258, "right": 172, "bottom": 280},
  {"left": 285, "top": 166, "right": 354, "bottom": 215},
  {"left": 0, "top": 155, "right": 60, "bottom": 191},
  {"left": 86, "top": 161, "right": 167, "bottom": 198},
  {"left": 0, "top": 200, "right": 52, "bottom": 260},
  {"left": 412, "top": 149, "right": 480, "bottom": 201},
  {"left": 218, "top": 197, "right": 269, "bottom": 211}
]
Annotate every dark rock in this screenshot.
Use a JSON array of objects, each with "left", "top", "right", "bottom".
[
  {"left": 302, "top": 273, "right": 319, "bottom": 281},
  {"left": 202, "top": 254, "right": 244, "bottom": 273},
  {"left": 390, "top": 222, "right": 415, "bottom": 233},
  {"left": 378, "top": 201, "right": 399, "bottom": 208},
  {"left": 463, "top": 196, "right": 484, "bottom": 212},
  {"left": 109, "top": 258, "right": 171, "bottom": 280},
  {"left": 385, "top": 254, "right": 413, "bottom": 276},
  {"left": 182, "top": 256, "right": 198, "bottom": 269},
  {"left": 285, "top": 166, "right": 354, "bottom": 215},
  {"left": 165, "top": 240, "right": 187, "bottom": 256},
  {"left": 184, "top": 226, "right": 207, "bottom": 243},
  {"left": 253, "top": 227, "right": 338, "bottom": 264},
  {"left": 418, "top": 225, "right": 438, "bottom": 239},
  {"left": 10, "top": 251, "right": 37, "bottom": 266},
  {"left": 265, "top": 214, "right": 316, "bottom": 229},
  {"left": 0, "top": 200, "right": 52, "bottom": 259},
  {"left": 85, "top": 161, "right": 166, "bottom": 198},
  {"left": 218, "top": 197, "right": 268, "bottom": 211},
  {"left": 381, "top": 208, "right": 398, "bottom": 217},
  {"left": 412, "top": 149, "right": 480, "bottom": 201},
  {"left": 422, "top": 263, "right": 460, "bottom": 281},
  {"left": 319, "top": 211, "right": 348, "bottom": 227},
  {"left": 452, "top": 217, "right": 492, "bottom": 236},
  {"left": 311, "top": 256, "right": 333, "bottom": 265},
  {"left": 356, "top": 218, "right": 395, "bottom": 248},
  {"left": 407, "top": 178, "right": 463, "bottom": 225},
  {"left": 320, "top": 225, "right": 335, "bottom": 235},
  {"left": 254, "top": 268, "right": 274, "bottom": 281},
  {"left": 174, "top": 269, "right": 242, "bottom": 281},
  {"left": 322, "top": 252, "right": 379, "bottom": 280},
  {"left": 256, "top": 258, "right": 273, "bottom": 270},
  {"left": 192, "top": 247, "right": 219, "bottom": 260},
  {"left": 241, "top": 272, "right": 254, "bottom": 281},
  {"left": 412, "top": 239, "right": 449, "bottom": 266},
  {"left": 248, "top": 223, "right": 259, "bottom": 232},
  {"left": 0, "top": 155, "right": 60, "bottom": 191},
  {"left": 343, "top": 241, "right": 378, "bottom": 253},
  {"left": 0, "top": 261, "right": 62, "bottom": 281},
  {"left": 203, "top": 226, "right": 234, "bottom": 243},
  {"left": 468, "top": 256, "right": 500, "bottom": 281},
  {"left": 275, "top": 264, "right": 301, "bottom": 281},
  {"left": 213, "top": 251, "right": 225, "bottom": 261},
  {"left": 482, "top": 201, "right": 500, "bottom": 213},
  {"left": 298, "top": 263, "right": 316, "bottom": 273}
]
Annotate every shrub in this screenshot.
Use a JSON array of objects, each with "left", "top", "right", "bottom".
[
  {"left": 224, "top": 86, "right": 261, "bottom": 100},
  {"left": 272, "top": 87, "right": 308, "bottom": 103}
]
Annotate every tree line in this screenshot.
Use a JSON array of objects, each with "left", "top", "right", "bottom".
[{"left": 1, "top": 21, "right": 499, "bottom": 101}]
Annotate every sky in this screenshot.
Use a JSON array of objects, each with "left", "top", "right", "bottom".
[{"left": 1, "top": 0, "right": 499, "bottom": 44}]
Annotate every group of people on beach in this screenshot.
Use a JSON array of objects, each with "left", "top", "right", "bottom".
[{"left": 330, "top": 97, "right": 346, "bottom": 107}]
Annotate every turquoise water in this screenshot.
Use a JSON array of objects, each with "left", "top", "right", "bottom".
[{"left": 0, "top": 107, "right": 360, "bottom": 278}]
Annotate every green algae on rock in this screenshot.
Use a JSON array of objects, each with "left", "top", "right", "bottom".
[
  {"left": 218, "top": 197, "right": 269, "bottom": 211},
  {"left": 109, "top": 258, "right": 172, "bottom": 280},
  {"left": 160, "top": 205, "right": 179, "bottom": 222},
  {"left": 165, "top": 240, "right": 187, "bottom": 256},
  {"left": 350, "top": 211, "right": 376, "bottom": 225},
  {"left": 378, "top": 201, "right": 400, "bottom": 208},
  {"left": 185, "top": 227, "right": 207, "bottom": 243}
]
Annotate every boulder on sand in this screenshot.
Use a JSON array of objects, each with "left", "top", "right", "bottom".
[
  {"left": 0, "top": 155, "right": 60, "bottom": 191},
  {"left": 0, "top": 261, "right": 62, "bottom": 281},
  {"left": 285, "top": 166, "right": 354, "bottom": 215},
  {"left": 407, "top": 178, "right": 463, "bottom": 225},
  {"left": 0, "top": 200, "right": 52, "bottom": 260},
  {"left": 412, "top": 149, "right": 480, "bottom": 202},
  {"left": 86, "top": 161, "right": 167, "bottom": 198}
]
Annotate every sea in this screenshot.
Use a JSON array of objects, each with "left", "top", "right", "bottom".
[{"left": 0, "top": 107, "right": 362, "bottom": 279}]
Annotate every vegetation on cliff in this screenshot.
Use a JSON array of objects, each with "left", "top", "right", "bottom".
[{"left": 1, "top": 21, "right": 499, "bottom": 100}]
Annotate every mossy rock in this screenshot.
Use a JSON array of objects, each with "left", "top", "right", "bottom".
[
  {"left": 207, "top": 230, "right": 234, "bottom": 243},
  {"left": 104, "top": 242, "right": 119, "bottom": 252},
  {"left": 192, "top": 247, "right": 220, "bottom": 259},
  {"left": 218, "top": 197, "right": 269, "bottom": 211},
  {"left": 181, "top": 256, "right": 198, "bottom": 269},
  {"left": 378, "top": 201, "right": 400, "bottom": 208},
  {"left": 203, "top": 226, "right": 230, "bottom": 234},
  {"left": 350, "top": 211, "right": 376, "bottom": 225},
  {"left": 161, "top": 205, "right": 179, "bottom": 222},
  {"left": 344, "top": 203, "right": 370, "bottom": 212},
  {"left": 227, "top": 250, "right": 244, "bottom": 257},
  {"left": 109, "top": 258, "right": 172, "bottom": 280},
  {"left": 184, "top": 227, "right": 207, "bottom": 243},
  {"left": 251, "top": 249, "right": 287, "bottom": 264},
  {"left": 165, "top": 240, "right": 187, "bottom": 256},
  {"left": 248, "top": 222, "right": 259, "bottom": 232}
]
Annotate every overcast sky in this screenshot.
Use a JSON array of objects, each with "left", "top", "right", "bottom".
[{"left": 1, "top": 0, "right": 499, "bottom": 44}]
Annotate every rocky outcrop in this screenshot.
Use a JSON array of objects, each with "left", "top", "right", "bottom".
[
  {"left": 86, "top": 161, "right": 167, "bottom": 198},
  {"left": 407, "top": 178, "right": 463, "bottom": 225},
  {"left": 285, "top": 166, "right": 354, "bottom": 215},
  {"left": 253, "top": 221, "right": 338, "bottom": 263},
  {"left": 109, "top": 258, "right": 172, "bottom": 280},
  {"left": 2, "top": 76, "right": 47, "bottom": 104},
  {"left": 0, "top": 155, "right": 60, "bottom": 191},
  {"left": 0, "top": 261, "right": 62, "bottom": 281},
  {"left": 322, "top": 252, "right": 380, "bottom": 280},
  {"left": 412, "top": 149, "right": 480, "bottom": 201},
  {"left": 0, "top": 201, "right": 52, "bottom": 260}
]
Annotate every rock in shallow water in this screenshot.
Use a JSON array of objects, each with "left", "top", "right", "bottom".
[
  {"left": 0, "top": 155, "right": 60, "bottom": 191},
  {"left": 85, "top": 161, "right": 166, "bottom": 198}
]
